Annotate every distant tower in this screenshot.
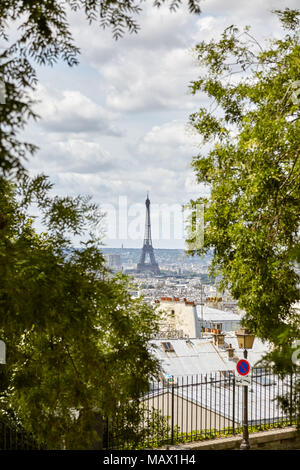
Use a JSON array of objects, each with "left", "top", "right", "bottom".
[{"left": 137, "top": 194, "right": 160, "bottom": 274}]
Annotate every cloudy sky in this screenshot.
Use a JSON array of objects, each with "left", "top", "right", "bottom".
[{"left": 19, "top": 0, "right": 299, "bottom": 248}]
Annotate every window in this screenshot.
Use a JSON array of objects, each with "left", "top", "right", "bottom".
[{"left": 161, "top": 342, "right": 175, "bottom": 352}]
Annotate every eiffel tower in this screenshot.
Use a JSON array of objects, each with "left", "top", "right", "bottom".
[{"left": 137, "top": 194, "right": 160, "bottom": 274}]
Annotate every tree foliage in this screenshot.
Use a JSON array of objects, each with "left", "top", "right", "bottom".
[
  {"left": 187, "top": 9, "right": 300, "bottom": 372},
  {"left": 0, "top": 174, "right": 160, "bottom": 449}
]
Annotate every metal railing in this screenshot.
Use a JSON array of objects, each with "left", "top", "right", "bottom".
[
  {"left": 0, "top": 419, "right": 41, "bottom": 450},
  {"left": 103, "top": 368, "right": 299, "bottom": 449}
]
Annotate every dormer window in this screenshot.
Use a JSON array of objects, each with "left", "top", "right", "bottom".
[{"left": 161, "top": 342, "right": 175, "bottom": 352}]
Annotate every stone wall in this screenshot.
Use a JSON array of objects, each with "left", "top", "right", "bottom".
[{"left": 165, "top": 426, "right": 300, "bottom": 451}]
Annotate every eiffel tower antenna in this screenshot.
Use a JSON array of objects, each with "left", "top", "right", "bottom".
[{"left": 137, "top": 193, "right": 160, "bottom": 274}]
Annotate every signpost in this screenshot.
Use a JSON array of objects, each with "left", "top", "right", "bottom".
[
  {"left": 236, "top": 356, "right": 251, "bottom": 449},
  {"left": 235, "top": 329, "right": 255, "bottom": 450},
  {"left": 236, "top": 359, "right": 251, "bottom": 386},
  {"left": 235, "top": 375, "right": 251, "bottom": 386}
]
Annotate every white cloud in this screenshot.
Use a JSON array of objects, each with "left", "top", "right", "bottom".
[
  {"left": 133, "top": 120, "right": 204, "bottom": 172},
  {"left": 66, "top": 4, "right": 202, "bottom": 113},
  {"left": 142, "top": 121, "right": 199, "bottom": 147},
  {"left": 101, "top": 48, "right": 200, "bottom": 113},
  {"left": 33, "top": 84, "right": 122, "bottom": 136},
  {"left": 201, "top": 0, "right": 298, "bottom": 17}
]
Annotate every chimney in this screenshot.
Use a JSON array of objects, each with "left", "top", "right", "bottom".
[
  {"left": 226, "top": 343, "right": 235, "bottom": 359},
  {"left": 213, "top": 332, "right": 225, "bottom": 347}
]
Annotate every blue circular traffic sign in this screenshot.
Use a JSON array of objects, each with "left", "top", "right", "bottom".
[{"left": 236, "top": 359, "right": 250, "bottom": 376}]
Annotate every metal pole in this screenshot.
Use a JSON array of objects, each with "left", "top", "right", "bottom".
[
  {"left": 171, "top": 379, "right": 174, "bottom": 445},
  {"left": 240, "top": 349, "right": 250, "bottom": 450},
  {"left": 289, "top": 372, "right": 293, "bottom": 426},
  {"left": 232, "top": 375, "right": 236, "bottom": 435}
]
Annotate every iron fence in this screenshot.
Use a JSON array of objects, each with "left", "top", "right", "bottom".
[
  {"left": 103, "top": 368, "right": 299, "bottom": 449},
  {"left": 0, "top": 419, "right": 41, "bottom": 450}
]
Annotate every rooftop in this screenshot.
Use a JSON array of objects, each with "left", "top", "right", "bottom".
[
  {"left": 149, "top": 334, "right": 269, "bottom": 378},
  {"left": 197, "top": 305, "right": 242, "bottom": 321}
]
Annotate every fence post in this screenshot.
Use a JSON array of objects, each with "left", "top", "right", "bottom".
[
  {"left": 290, "top": 372, "right": 293, "bottom": 426},
  {"left": 297, "top": 370, "right": 300, "bottom": 428},
  {"left": 232, "top": 375, "right": 236, "bottom": 435},
  {"left": 171, "top": 379, "right": 174, "bottom": 445}
]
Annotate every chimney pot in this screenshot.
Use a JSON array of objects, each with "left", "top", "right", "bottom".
[{"left": 227, "top": 344, "right": 235, "bottom": 359}]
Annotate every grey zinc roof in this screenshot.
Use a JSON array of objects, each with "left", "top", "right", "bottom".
[
  {"left": 197, "top": 305, "right": 243, "bottom": 321},
  {"left": 149, "top": 335, "right": 270, "bottom": 378},
  {"left": 149, "top": 338, "right": 234, "bottom": 376}
]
